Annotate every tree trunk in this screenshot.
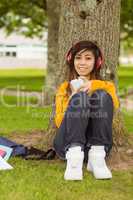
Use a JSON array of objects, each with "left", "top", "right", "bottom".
[
  {"left": 43, "top": 0, "right": 132, "bottom": 168},
  {"left": 44, "top": 0, "right": 61, "bottom": 104},
  {"left": 57, "top": 0, "right": 120, "bottom": 83}
]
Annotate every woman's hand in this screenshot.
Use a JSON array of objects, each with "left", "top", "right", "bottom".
[
  {"left": 69, "top": 83, "right": 78, "bottom": 98},
  {"left": 69, "top": 80, "right": 92, "bottom": 101},
  {"left": 77, "top": 80, "right": 92, "bottom": 92}
]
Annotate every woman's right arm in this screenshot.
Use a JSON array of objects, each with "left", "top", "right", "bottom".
[{"left": 54, "top": 82, "right": 69, "bottom": 128}]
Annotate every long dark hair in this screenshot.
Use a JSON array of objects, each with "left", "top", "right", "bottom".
[{"left": 66, "top": 40, "right": 103, "bottom": 96}]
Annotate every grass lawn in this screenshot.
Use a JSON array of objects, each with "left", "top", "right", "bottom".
[
  {"left": 0, "top": 101, "right": 132, "bottom": 200},
  {"left": 118, "top": 66, "right": 133, "bottom": 93},
  {"left": 122, "top": 109, "right": 133, "bottom": 134},
  {"left": 0, "top": 66, "right": 132, "bottom": 92},
  {"left": 0, "top": 67, "right": 132, "bottom": 199},
  {"left": 0, "top": 68, "right": 46, "bottom": 91},
  {"left": 0, "top": 95, "right": 132, "bottom": 135},
  {"left": 0, "top": 65, "right": 132, "bottom": 135},
  {"left": 0, "top": 158, "right": 132, "bottom": 200},
  {"left": 0, "top": 97, "right": 51, "bottom": 135}
]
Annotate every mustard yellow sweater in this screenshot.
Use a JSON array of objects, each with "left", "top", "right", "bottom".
[{"left": 54, "top": 80, "right": 120, "bottom": 128}]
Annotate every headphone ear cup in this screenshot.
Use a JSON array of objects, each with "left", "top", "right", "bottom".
[
  {"left": 66, "top": 48, "right": 73, "bottom": 64},
  {"left": 67, "top": 52, "right": 72, "bottom": 64},
  {"left": 66, "top": 41, "right": 80, "bottom": 64},
  {"left": 96, "top": 56, "right": 103, "bottom": 69}
]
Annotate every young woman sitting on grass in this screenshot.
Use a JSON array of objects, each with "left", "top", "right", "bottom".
[{"left": 53, "top": 41, "right": 119, "bottom": 180}]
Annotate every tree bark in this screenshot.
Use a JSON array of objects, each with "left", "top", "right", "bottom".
[
  {"left": 43, "top": 0, "right": 132, "bottom": 168},
  {"left": 57, "top": 0, "right": 120, "bottom": 84},
  {"left": 44, "top": 0, "right": 61, "bottom": 104}
]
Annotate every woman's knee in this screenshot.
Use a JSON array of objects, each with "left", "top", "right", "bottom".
[{"left": 90, "top": 89, "right": 113, "bottom": 108}]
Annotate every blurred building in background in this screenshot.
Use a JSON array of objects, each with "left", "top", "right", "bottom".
[
  {"left": 119, "top": 56, "right": 133, "bottom": 65},
  {"left": 119, "top": 43, "right": 133, "bottom": 66},
  {"left": 0, "top": 30, "right": 47, "bottom": 69},
  {"left": 1, "top": 29, "right": 133, "bottom": 68}
]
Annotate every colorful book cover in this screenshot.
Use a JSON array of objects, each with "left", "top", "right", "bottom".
[
  {"left": 0, "top": 145, "right": 13, "bottom": 161},
  {"left": 0, "top": 149, "right": 7, "bottom": 158}
]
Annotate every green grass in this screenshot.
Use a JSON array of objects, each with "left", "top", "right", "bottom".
[
  {"left": 0, "top": 68, "right": 46, "bottom": 77},
  {"left": 0, "top": 66, "right": 132, "bottom": 135},
  {"left": 118, "top": 66, "right": 133, "bottom": 93},
  {"left": 0, "top": 101, "right": 132, "bottom": 200},
  {"left": 0, "top": 68, "right": 132, "bottom": 199},
  {"left": 0, "top": 68, "right": 45, "bottom": 91},
  {"left": 118, "top": 66, "right": 133, "bottom": 134},
  {"left": 0, "top": 158, "right": 132, "bottom": 200},
  {"left": 0, "top": 66, "right": 132, "bottom": 93},
  {"left": 0, "top": 95, "right": 38, "bottom": 105},
  {"left": 0, "top": 96, "right": 132, "bottom": 135},
  {"left": 0, "top": 96, "right": 51, "bottom": 135},
  {"left": 122, "top": 109, "right": 133, "bottom": 134},
  {"left": 0, "top": 77, "right": 44, "bottom": 91}
]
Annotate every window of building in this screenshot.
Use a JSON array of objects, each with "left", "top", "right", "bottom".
[{"left": 5, "top": 51, "right": 16, "bottom": 57}]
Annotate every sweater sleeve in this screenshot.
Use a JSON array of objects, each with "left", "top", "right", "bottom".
[
  {"left": 54, "top": 82, "right": 69, "bottom": 128},
  {"left": 89, "top": 80, "right": 120, "bottom": 110}
]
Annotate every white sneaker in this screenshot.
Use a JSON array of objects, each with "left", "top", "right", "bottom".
[
  {"left": 64, "top": 146, "right": 84, "bottom": 180},
  {"left": 87, "top": 146, "right": 112, "bottom": 179}
]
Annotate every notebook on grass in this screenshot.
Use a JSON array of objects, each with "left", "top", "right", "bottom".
[
  {"left": 0, "top": 156, "right": 13, "bottom": 170},
  {"left": 0, "top": 145, "right": 13, "bottom": 161}
]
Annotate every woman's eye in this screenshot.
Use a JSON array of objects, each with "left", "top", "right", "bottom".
[
  {"left": 86, "top": 57, "right": 91, "bottom": 60},
  {"left": 75, "top": 56, "right": 92, "bottom": 60},
  {"left": 75, "top": 57, "right": 81, "bottom": 59}
]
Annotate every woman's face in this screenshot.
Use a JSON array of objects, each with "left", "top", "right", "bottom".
[{"left": 74, "top": 49, "right": 95, "bottom": 78}]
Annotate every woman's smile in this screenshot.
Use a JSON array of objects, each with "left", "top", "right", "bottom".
[
  {"left": 79, "top": 67, "right": 88, "bottom": 69},
  {"left": 78, "top": 68, "right": 88, "bottom": 72}
]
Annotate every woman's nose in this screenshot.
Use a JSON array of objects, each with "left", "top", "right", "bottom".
[{"left": 79, "top": 58, "right": 86, "bottom": 65}]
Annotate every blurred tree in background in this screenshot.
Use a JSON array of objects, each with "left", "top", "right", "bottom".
[
  {"left": 0, "top": 0, "right": 47, "bottom": 38},
  {"left": 121, "top": 0, "right": 133, "bottom": 43},
  {"left": 121, "top": 0, "right": 133, "bottom": 51},
  {"left": 0, "top": 0, "right": 133, "bottom": 43}
]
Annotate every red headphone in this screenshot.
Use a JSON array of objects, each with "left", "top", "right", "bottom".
[
  {"left": 96, "top": 55, "right": 103, "bottom": 69},
  {"left": 66, "top": 41, "right": 104, "bottom": 69}
]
